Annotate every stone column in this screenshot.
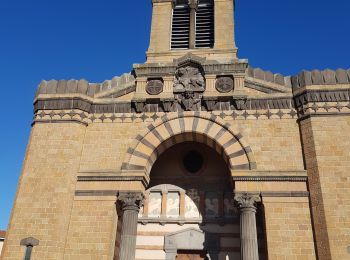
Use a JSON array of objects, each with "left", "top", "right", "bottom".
[
  {"left": 117, "top": 192, "right": 144, "bottom": 260},
  {"left": 234, "top": 192, "right": 261, "bottom": 260},
  {"left": 189, "top": 0, "right": 199, "bottom": 49}
]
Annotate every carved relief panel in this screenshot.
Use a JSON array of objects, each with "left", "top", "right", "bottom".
[
  {"left": 173, "top": 65, "right": 205, "bottom": 111},
  {"left": 138, "top": 185, "right": 238, "bottom": 224}
]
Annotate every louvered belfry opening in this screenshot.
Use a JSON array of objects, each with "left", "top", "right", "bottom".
[
  {"left": 171, "top": 4, "right": 190, "bottom": 49},
  {"left": 195, "top": 0, "right": 214, "bottom": 48},
  {"left": 171, "top": 0, "right": 214, "bottom": 50}
]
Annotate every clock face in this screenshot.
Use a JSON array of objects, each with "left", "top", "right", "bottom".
[{"left": 215, "top": 77, "right": 234, "bottom": 93}]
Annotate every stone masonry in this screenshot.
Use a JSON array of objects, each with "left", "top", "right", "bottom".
[{"left": 1, "top": 0, "right": 350, "bottom": 260}]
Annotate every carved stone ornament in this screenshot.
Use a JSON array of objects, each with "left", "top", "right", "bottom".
[
  {"left": 173, "top": 66, "right": 205, "bottom": 111},
  {"left": 215, "top": 76, "right": 234, "bottom": 93},
  {"left": 234, "top": 96, "right": 247, "bottom": 110},
  {"left": 234, "top": 192, "right": 261, "bottom": 210},
  {"left": 146, "top": 79, "right": 164, "bottom": 95},
  {"left": 174, "top": 66, "right": 205, "bottom": 92},
  {"left": 118, "top": 192, "right": 144, "bottom": 212}
]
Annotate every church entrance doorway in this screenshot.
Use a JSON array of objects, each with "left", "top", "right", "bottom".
[{"left": 137, "top": 136, "right": 239, "bottom": 258}]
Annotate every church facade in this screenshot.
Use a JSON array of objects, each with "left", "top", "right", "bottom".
[{"left": 1, "top": 0, "right": 350, "bottom": 259}]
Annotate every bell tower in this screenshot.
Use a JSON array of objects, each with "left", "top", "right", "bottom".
[{"left": 147, "top": 0, "right": 237, "bottom": 63}]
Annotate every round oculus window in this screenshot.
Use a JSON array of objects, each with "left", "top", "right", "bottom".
[{"left": 182, "top": 150, "right": 204, "bottom": 174}]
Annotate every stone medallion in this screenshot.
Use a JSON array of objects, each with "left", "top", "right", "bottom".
[
  {"left": 146, "top": 79, "right": 163, "bottom": 95},
  {"left": 215, "top": 76, "right": 234, "bottom": 93}
]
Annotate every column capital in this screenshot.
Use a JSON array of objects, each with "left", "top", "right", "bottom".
[
  {"left": 118, "top": 191, "right": 144, "bottom": 212},
  {"left": 234, "top": 192, "right": 261, "bottom": 211}
]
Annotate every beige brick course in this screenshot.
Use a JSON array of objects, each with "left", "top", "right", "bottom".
[{"left": 263, "top": 198, "right": 316, "bottom": 260}]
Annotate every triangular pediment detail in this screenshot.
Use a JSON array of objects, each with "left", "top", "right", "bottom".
[{"left": 174, "top": 53, "right": 206, "bottom": 68}]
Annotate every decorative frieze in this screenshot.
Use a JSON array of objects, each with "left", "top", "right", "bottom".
[
  {"left": 33, "top": 107, "right": 300, "bottom": 126},
  {"left": 294, "top": 89, "right": 350, "bottom": 119},
  {"left": 34, "top": 96, "right": 296, "bottom": 114}
]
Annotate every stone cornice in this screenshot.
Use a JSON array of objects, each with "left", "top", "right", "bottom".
[
  {"left": 260, "top": 191, "right": 309, "bottom": 197},
  {"left": 77, "top": 170, "right": 149, "bottom": 187},
  {"left": 246, "top": 67, "right": 292, "bottom": 89},
  {"left": 75, "top": 190, "right": 310, "bottom": 198},
  {"left": 133, "top": 60, "right": 247, "bottom": 78},
  {"left": 34, "top": 95, "right": 295, "bottom": 114},
  {"left": 245, "top": 77, "right": 291, "bottom": 94},
  {"left": 137, "top": 217, "right": 239, "bottom": 226},
  {"left": 36, "top": 87, "right": 350, "bottom": 115},
  {"left": 232, "top": 176, "right": 307, "bottom": 182},
  {"left": 32, "top": 67, "right": 350, "bottom": 124},
  {"left": 231, "top": 170, "right": 307, "bottom": 182},
  {"left": 294, "top": 88, "right": 350, "bottom": 120}
]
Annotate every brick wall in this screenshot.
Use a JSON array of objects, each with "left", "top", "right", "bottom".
[
  {"left": 300, "top": 116, "right": 350, "bottom": 259},
  {"left": 1, "top": 123, "right": 86, "bottom": 260},
  {"left": 63, "top": 199, "right": 117, "bottom": 260},
  {"left": 263, "top": 197, "right": 316, "bottom": 260}
]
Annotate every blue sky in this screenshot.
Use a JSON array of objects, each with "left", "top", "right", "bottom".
[{"left": 0, "top": 0, "right": 349, "bottom": 230}]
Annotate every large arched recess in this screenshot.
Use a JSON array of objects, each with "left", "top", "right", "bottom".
[{"left": 121, "top": 112, "right": 256, "bottom": 179}]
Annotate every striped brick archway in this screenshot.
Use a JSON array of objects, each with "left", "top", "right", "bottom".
[{"left": 121, "top": 112, "right": 256, "bottom": 176}]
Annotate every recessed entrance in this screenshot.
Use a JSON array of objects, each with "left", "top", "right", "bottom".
[{"left": 134, "top": 134, "right": 266, "bottom": 259}]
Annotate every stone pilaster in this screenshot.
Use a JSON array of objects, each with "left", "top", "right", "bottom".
[
  {"left": 117, "top": 192, "right": 144, "bottom": 260},
  {"left": 234, "top": 192, "right": 261, "bottom": 260}
]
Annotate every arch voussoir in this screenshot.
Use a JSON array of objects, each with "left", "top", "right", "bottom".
[{"left": 121, "top": 114, "right": 257, "bottom": 174}]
